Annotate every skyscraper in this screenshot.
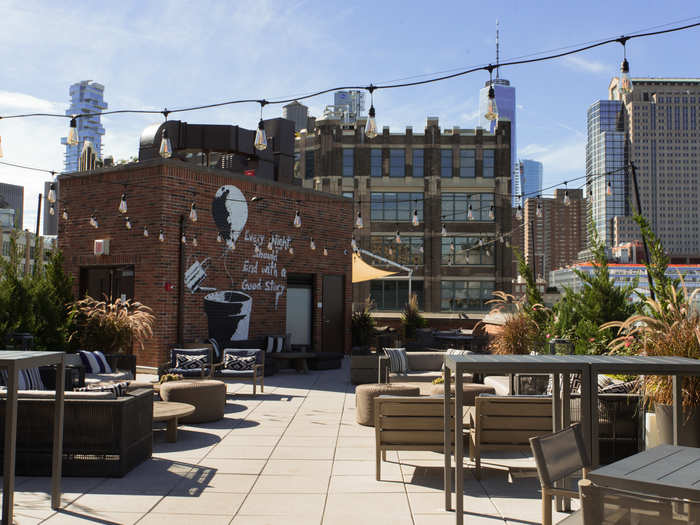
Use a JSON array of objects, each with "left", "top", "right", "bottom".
[
  {"left": 282, "top": 101, "right": 309, "bottom": 132},
  {"left": 518, "top": 159, "right": 543, "bottom": 205},
  {"left": 60, "top": 81, "right": 107, "bottom": 173},
  {"left": 585, "top": 99, "right": 626, "bottom": 247},
  {"left": 0, "top": 182, "right": 24, "bottom": 228}
]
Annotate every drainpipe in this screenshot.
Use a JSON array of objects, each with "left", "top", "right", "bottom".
[{"left": 177, "top": 215, "right": 185, "bottom": 346}]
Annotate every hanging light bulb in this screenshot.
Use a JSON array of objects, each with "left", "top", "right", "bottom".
[
  {"left": 192, "top": 234, "right": 198, "bottom": 247},
  {"left": 47, "top": 183, "right": 57, "bottom": 204},
  {"left": 189, "top": 202, "right": 198, "bottom": 222},
  {"left": 310, "top": 237, "right": 316, "bottom": 251},
  {"left": 62, "top": 209, "right": 68, "bottom": 221},
  {"left": 395, "top": 230, "right": 401, "bottom": 244},
  {"left": 564, "top": 189, "right": 571, "bottom": 206},
  {"left": 536, "top": 200, "right": 543, "bottom": 218},
  {"left": 181, "top": 233, "right": 187, "bottom": 244},
  {"left": 267, "top": 238, "right": 273, "bottom": 251},
  {"left": 419, "top": 245, "right": 424, "bottom": 254},
  {"left": 412, "top": 209, "right": 419, "bottom": 227},
  {"left": 159, "top": 129, "right": 172, "bottom": 158},
  {"left": 0, "top": 136, "right": 3, "bottom": 158},
  {"left": 351, "top": 236, "right": 358, "bottom": 251},
  {"left": 505, "top": 238, "right": 511, "bottom": 248},
  {"left": 619, "top": 41, "right": 633, "bottom": 95},
  {"left": 293, "top": 210, "right": 301, "bottom": 228},
  {"left": 159, "top": 229, "right": 165, "bottom": 242},
  {"left": 143, "top": 225, "right": 149, "bottom": 238},
  {"left": 289, "top": 246, "right": 294, "bottom": 255},
  {"left": 489, "top": 205, "right": 495, "bottom": 220},
  {"left": 606, "top": 181, "right": 613, "bottom": 197},
  {"left": 355, "top": 211, "right": 364, "bottom": 229},
  {"left": 485, "top": 246, "right": 492, "bottom": 257},
  {"left": 119, "top": 193, "right": 128, "bottom": 214},
  {"left": 49, "top": 203, "right": 55, "bottom": 216},
  {"left": 216, "top": 232, "right": 222, "bottom": 243},
  {"left": 484, "top": 68, "right": 498, "bottom": 121},
  {"left": 323, "top": 246, "right": 328, "bottom": 256},
  {"left": 516, "top": 205, "right": 523, "bottom": 221},
  {"left": 89, "top": 213, "right": 98, "bottom": 229},
  {"left": 365, "top": 86, "right": 378, "bottom": 139},
  {"left": 125, "top": 216, "right": 132, "bottom": 229},
  {"left": 67, "top": 117, "right": 79, "bottom": 146},
  {"left": 499, "top": 233, "right": 504, "bottom": 244},
  {"left": 441, "top": 223, "right": 447, "bottom": 237},
  {"left": 227, "top": 239, "right": 236, "bottom": 250},
  {"left": 478, "top": 238, "right": 484, "bottom": 248},
  {"left": 450, "top": 241, "right": 455, "bottom": 252},
  {"left": 254, "top": 100, "right": 268, "bottom": 151},
  {"left": 467, "top": 204, "right": 474, "bottom": 221}
]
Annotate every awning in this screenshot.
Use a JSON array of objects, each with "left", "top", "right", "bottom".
[{"left": 352, "top": 253, "right": 397, "bottom": 283}]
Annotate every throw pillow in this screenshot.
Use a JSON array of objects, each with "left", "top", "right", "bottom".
[
  {"left": 546, "top": 373, "right": 582, "bottom": 395},
  {"left": 442, "top": 348, "right": 473, "bottom": 370},
  {"left": 175, "top": 353, "right": 208, "bottom": 370},
  {"left": 224, "top": 354, "right": 256, "bottom": 371},
  {"left": 384, "top": 347, "right": 408, "bottom": 373},
  {"left": 78, "top": 350, "right": 113, "bottom": 374},
  {"left": 75, "top": 381, "right": 128, "bottom": 397},
  {"left": 600, "top": 379, "right": 638, "bottom": 394},
  {"left": 0, "top": 368, "right": 46, "bottom": 390}
]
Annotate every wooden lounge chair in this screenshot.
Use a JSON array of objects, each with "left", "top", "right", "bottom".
[{"left": 468, "top": 395, "right": 553, "bottom": 480}]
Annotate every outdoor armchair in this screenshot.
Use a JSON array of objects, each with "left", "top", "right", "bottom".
[
  {"left": 216, "top": 348, "right": 265, "bottom": 395},
  {"left": 160, "top": 347, "right": 214, "bottom": 378}
]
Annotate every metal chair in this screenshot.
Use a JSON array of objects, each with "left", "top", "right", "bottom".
[{"left": 530, "top": 423, "right": 590, "bottom": 525}]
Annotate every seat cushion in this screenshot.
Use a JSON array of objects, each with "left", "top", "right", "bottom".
[
  {"left": 484, "top": 376, "right": 511, "bottom": 396},
  {"left": 85, "top": 371, "right": 133, "bottom": 384},
  {"left": 391, "top": 371, "right": 443, "bottom": 383},
  {"left": 218, "top": 369, "right": 255, "bottom": 378},
  {"left": 405, "top": 352, "right": 445, "bottom": 371}
]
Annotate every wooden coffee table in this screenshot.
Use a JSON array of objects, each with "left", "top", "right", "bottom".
[
  {"left": 269, "top": 352, "right": 315, "bottom": 373},
  {"left": 153, "top": 401, "right": 195, "bottom": 442}
]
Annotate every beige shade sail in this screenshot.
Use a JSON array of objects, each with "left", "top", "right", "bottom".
[{"left": 352, "top": 253, "right": 397, "bottom": 283}]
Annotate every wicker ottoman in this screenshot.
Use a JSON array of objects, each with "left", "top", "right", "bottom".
[
  {"left": 355, "top": 383, "right": 420, "bottom": 426},
  {"left": 159, "top": 380, "right": 226, "bottom": 423},
  {"left": 427, "top": 382, "right": 496, "bottom": 406}
]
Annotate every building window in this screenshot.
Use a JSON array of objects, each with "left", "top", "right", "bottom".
[
  {"left": 441, "top": 149, "right": 453, "bottom": 178},
  {"left": 441, "top": 236, "right": 495, "bottom": 266},
  {"left": 342, "top": 149, "right": 354, "bottom": 177},
  {"left": 441, "top": 193, "right": 494, "bottom": 222},
  {"left": 412, "top": 149, "right": 424, "bottom": 177},
  {"left": 389, "top": 149, "right": 405, "bottom": 177},
  {"left": 483, "top": 149, "right": 495, "bottom": 178},
  {"left": 371, "top": 279, "right": 424, "bottom": 311},
  {"left": 459, "top": 149, "right": 475, "bottom": 178},
  {"left": 370, "top": 235, "right": 423, "bottom": 265},
  {"left": 440, "top": 281, "right": 494, "bottom": 311},
  {"left": 370, "top": 192, "right": 423, "bottom": 221},
  {"left": 305, "top": 151, "right": 315, "bottom": 179},
  {"left": 370, "top": 149, "right": 382, "bottom": 177}
]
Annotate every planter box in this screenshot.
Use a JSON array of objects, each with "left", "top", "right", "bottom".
[{"left": 655, "top": 404, "right": 700, "bottom": 447}]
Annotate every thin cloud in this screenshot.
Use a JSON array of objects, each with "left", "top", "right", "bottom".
[
  {"left": 562, "top": 55, "right": 607, "bottom": 74},
  {"left": 0, "top": 91, "right": 61, "bottom": 113}
]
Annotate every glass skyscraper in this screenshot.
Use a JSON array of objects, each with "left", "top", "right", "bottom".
[
  {"left": 60, "top": 81, "right": 107, "bottom": 173},
  {"left": 585, "top": 100, "right": 627, "bottom": 246},
  {"left": 479, "top": 79, "right": 518, "bottom": 207},
  {"left": 518, "top": 159, "right": 542, "bottom": 205}
]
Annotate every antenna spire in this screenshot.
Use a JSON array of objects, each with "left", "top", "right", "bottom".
[{"left": 495, "top": 20, "right": 500, "bottom": 80}]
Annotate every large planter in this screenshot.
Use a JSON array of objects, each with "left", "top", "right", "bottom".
[{"left": 655, "top": 404, "right": 700, "bottom": 447}]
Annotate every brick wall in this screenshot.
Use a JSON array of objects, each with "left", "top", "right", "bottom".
[{"left": 58, "top": 160, "right": 353, "bottom": 367}]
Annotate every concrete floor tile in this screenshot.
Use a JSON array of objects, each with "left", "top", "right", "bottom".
[
  {"left": 65, "top": 493, "right": 163, "bottom": 513},
  {"left": 262, "top": 459, "right": 333, "bottom": 477},
  {"left": 237, "top": 493, "right": 326, "bottom": 519},
  {"left": 196, "top": 458, "right": 267, "bottom": 474},
  {"left": 270, "top": 446, "right": 335, "bottom": 460},
  {"left": 333, "top": 459, "right": 401, "bottom": 479},
  {"left": 323, "top": 492, "right": 413, "bottom": 525},
  {"left": 150, "top": 491, "right": 245, "bottom": 515},
  {"left": 41, "top": 510, "right": 145, "bottom": 524},
  {"left": 328, "top": 474, "right": 404, "bottom": 493},
  {"left": 252, "top": 474, "right": 329, "bottom": 493},
  {"left": 206, "top": 445, "right": 276, "bottom": 459},
  {"left": 138, "top": 514, "right": 233, "bottom": 525},
  {"left": 172, "top": 473, "right": 258, "bottom": 494}
]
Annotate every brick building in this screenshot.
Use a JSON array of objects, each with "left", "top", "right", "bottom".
[
  {"left": 294, "top": 116, "right": 513, "bottom": 315},
  {"left": 58, "top": 159, "right": 353, "bottom": 367}
]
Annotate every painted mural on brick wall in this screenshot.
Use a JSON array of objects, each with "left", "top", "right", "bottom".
[{"left": 183, "top": 184, "right": 288, "bottom": 344}]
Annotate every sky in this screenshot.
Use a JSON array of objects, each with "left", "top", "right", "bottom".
[{"left": 1, "top": 1, "right": 699, "bottom": 230}]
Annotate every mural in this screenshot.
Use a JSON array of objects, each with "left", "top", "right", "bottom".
[{"left": 183, "top": 184, "right": 289, "bottom": 345}]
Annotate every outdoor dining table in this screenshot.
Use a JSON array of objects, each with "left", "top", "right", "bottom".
[
  {"left": 0, "top": 350, "right": 65, "bottom": 525},
  {"left": 442, "top": 353, "right": 700, "bottom": 525}
]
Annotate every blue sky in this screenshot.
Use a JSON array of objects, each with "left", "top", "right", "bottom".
[{"left": 1, "top": 1, "right": 699, "bottom": 230}]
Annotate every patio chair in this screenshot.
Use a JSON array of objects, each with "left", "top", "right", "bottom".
[
  {"left": 216, "top": 348, "right": 265, "bottom": 395},
  {"left": 160, "top": 347, "right": 213, "bottom": 378},
  {"left": 578, "top": 478, "right": 698, "bottom": 524},
  {"left": 530, "top": 424, "right": 590, "bottom": 525}
]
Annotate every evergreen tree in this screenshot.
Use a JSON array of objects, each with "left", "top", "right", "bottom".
[{"left": 31, "top": 249, "right": 76, "bottom": 349}]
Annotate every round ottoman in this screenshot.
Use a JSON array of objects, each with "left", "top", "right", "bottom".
[
  {"left": 159, "top": 379, "right": 226, "bottom": 423},
  {"left": 355, "top": 383, "right": 420, "bottom": 426},
  {"left": 428, "top": 383, "right": 496, "bottom": 406}
]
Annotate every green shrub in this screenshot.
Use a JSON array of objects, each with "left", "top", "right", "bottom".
[{"left": 401, "top": 293, "right": 426, "bottom": 340}]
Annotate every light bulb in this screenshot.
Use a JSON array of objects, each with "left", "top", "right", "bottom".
[
  {"left": 143, "top": 225, "right": 149, "bottom": 238},
  {"left": 365, "top": 105, "right": 378, "bottom": 139},
  {"left": 289, "top": 246, "right": 294, "bottom": 255},
  {"left": 419, "top": 245, "right": 424, "bottom": 254},
  {"left": 499, "top": 234, "right": 504, "bottom": 244},
  {"left": 216, "top": 232, "right": 222, "bottom": 243},
  {"left": 62, "top": 209, "right": 68, "bottom": 221},
  {"left": 254, "top": 119, "right": 267, "bottom": 151},
  {"left": 351, "top": 236, "right": 358, "bottom": 251},
  {"left": 441, "top": 224, "right": 447, "bottom": 237},
  {"left": 395, "top": 231, "right": 401, "bottom": 244},
  {"left": 564, "top": 190, "right": 571, "bottom": 206},
  {"left": 48, "top": 183, "right": 57, "bottom": 204},
  {"left": 0, "top": 136, "right": 3, "bottom": 158},
  {"left": 516, "top": 205, "right": 523, "bottom": 221},
  {"left": 489, "top": 205, "right": 495, "bottom": 220},
  {"left": 181, "top": 233, "right": 186, "bottom": 244},
  {"left": 159, "top": 229, "right": 165, "bottom": 242},
  {"left": 484, "top": 86, "right": 498, "bottom": 121},
  {"left": 478, "top": 238, "right": 484, "bottom": 248},
  {"left": 412, "top": 209, "right": 419, "bottom": 227},
  {"left": 267, "top": 239, "right": 273, "bottom": 251},
  {"left": 450, "top": 241, "right": 455, "bottom": 252},
  {"left": 310, "top": 238, "right": 316, "bottom": 250},
  {"left": 620, "top": 58, "right": 633, "bottom": 95},
  {"left": 505, "top": 238, "right": 511, "bottom": 248},
  {"left": 467, "top": 204, "right": 474, "bottom": 221},
  {"left": 323, "top": 246, "right": 328, "bottom": 256},
  {"left": 606, "top": 181, "right": 613, "bottom": 196},
  {"left": 355, "top": 211, "right": 364, "bottom": 229},
  {"left": 67, "top": 117, "right": 79, "bottom": 146},
  {"left": 193, "top": 235, "right": 198, "bottom": 247},
  {"left": 536, "top": 202, "right": 543, "bottom": 218},
  {"left": 486, "top": 247, "right": 492, "bottom": 257},
  {"left": 159, "top": 129, "right": 172, "bottom": 158},
  {"left": 125, "top": 217, "right": 132, "bottom": 229},
  {"left": 118, "top": 193, "right": 127, "bottom": 214},
  {"left": 89, "top": 214, "right": 98, "bottom": 229},
  {"left": 49, "top": 203, "right": 55, "bottom": 216},
  {"left": 227, "top": 239, "right": 236, "bottom": 250},
  {"left": 293, "top": 210, "right": 301, "bottom": 228},
  {"left": 189, "top": 202, "right": 198, "bottom": 222}
]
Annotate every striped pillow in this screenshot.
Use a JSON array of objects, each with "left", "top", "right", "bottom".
[
  {"left": 384, "top": 347, "right": 408, "bottom": 373},
  {"left": 78, "top": 351, "right": 113, "bottom": 374},
  {"left": 0, "top": 368, "right": 46, "bottom": 390}
]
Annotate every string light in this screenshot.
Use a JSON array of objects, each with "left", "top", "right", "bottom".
[
  {"left": 618, "top": 38, "right": 633, "bottom": 95},
  {"left": 62, "top": 208, "right": 68, "bottom": 220},
  {"left": 516, "top": 205, "right": 523, "bottom": 221},
  {"left": 47, "top": 183, "right": 57, "bottom": 204},
  {"left": 467, "top": 204, "right": 474, "bottom": 221},
  {"left": 254, "top": 100, "right": 268, "bottom": 151},
  {"left": 227, "top": 239, "right": 236, "bottom": 250},
  {"left": 323, "top": 246, "right": 328, "bottom": 256},
  {"left": 189, "top": 202, "right": 198, "bottom": 222},
  {"left": 143, "top": 225, "right": 149, "bottom": 237},
  {"left": 89, "top": 213, "right": 98, "bottom": 229},
  {"left": 419, "top": 245, "right": 424, "bottom": 254},
  {"left": 119, "top": 193, "right": 128, "bottom": 214},
  {"left": 67, "top": 117, "right": 79, "bottom": 146},
  {"left": 395, "top": 230, "right": 401, "bottom": 244},
  {"left": 489, "top": 205, "right": 495, "bottom": 220},
  {"left": 441, "top": 224, "right": 447, "bottom": 237},
  {"left": 159, "top": 129, "right": 172, "bottom": 158},
  {"left": 125, "top": 216, "right": 132, "bottom": 229},
  {"left": 412, "top": 209, "right": 419, "bottom": 227},
  {"left": 478, "top": 238, "right": 484, "bottom": 248},
  {"left": 49, "top": 203, "right": 55, "bottom": 216},
  {"left": 484, "top": 67, "right": 498, "bottom": 121},
  {"left": 499, "top": 233, "right": 504, "bottom": 244},
  {"left": 216, "top": 232, "right": 222, "bottom": 243},
  {"left": 536, "top": 198, "right": 543, "bottom": 218},
  {"left": 288, "top": 246, "right": 294, "bottom": 255},
  {"left": 293, "top": 210, "right": 301, "bottom": 228},
  {"left": 159, "top": 229, "right": 165, "bottom": 242},
  {"left": 181, "top": 233, "right": 187, "bottom": 244},
  {"left": 355, "top": 211, "right": 364, "bottom": 229},
  {"left": 351, "top": 235, "right": 358, "bottom": 251},
  {"left": 563, "top": 183, "right": 571, "bottom": 206},
  {"left": 310, "top": 237, "right": 316, "bottom": 250},
  {"left": 267, "top": 238, "right": 273, "bottom": 251},
  {"left": 450, "top": 240, "right": 455, "bottom": 252},
  {"left": 607, "top": 180, "right": 613, "bottom": 196},
  {"left": 365, "top": 85, "right": 378, "bottom": 139},
  {"left": 193, "top": 234, "right": 198, "bottom": 247}
]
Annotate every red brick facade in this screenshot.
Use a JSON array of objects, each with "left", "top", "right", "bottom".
[{"left": 58, "top": 160, "right": 353, "bottom": 367}]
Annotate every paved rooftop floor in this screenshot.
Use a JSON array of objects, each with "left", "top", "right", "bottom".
[{"left": 9, "top": 359, "right": 579, "bottom": 524}]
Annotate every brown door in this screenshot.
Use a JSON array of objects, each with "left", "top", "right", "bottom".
[{"left": 322, "top": 275, "right": 344, "bottom": 353}]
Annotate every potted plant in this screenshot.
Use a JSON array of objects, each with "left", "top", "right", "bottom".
[
  {"left": 351, "top": 297, "right": 375, "bottom": 354},
  {"left": 485, "top": 291, "right": 543, "bottom": 355},
  {"left": 401, "top": 293, "right": 426, "bottom": 342}
]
